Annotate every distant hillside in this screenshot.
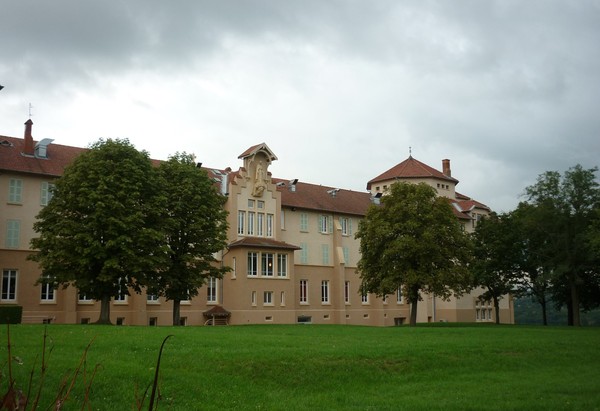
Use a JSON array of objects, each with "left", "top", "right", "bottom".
[{"left": 514, "top": 296, "right": 600, "bottom": 326}]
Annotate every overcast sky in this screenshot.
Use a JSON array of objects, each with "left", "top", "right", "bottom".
[{"left": 1, "top": 1, "right": 599, "bottom": 212}]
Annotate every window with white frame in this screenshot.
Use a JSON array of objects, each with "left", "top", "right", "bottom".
[
  {"left": 6, "top": 220, "right": 20, "bottom": 249},
  {"left": 361, "top": 286, "right": 369, "bottom": 304},
  {"left": 318, "top": 215, "right": 330, "bottom": 234},
  {"left": 8, "top": 179, "right": 23, "bottom": 204},
  {"left": 40, "top": 182, "right": 55, "bottom": 206},
  {"left": 261, "top": 253, "right": 274, "bottom": 276},
  {"left": 266, "top": 214, "right": 274, "bottom": 237},
  {"left": 299, "top": 280, "right": 308, "bottom": 303},
  {"left": 40, "top": 275, "right": 55, "bottom": 302},
  {"left": 237, "top": 211, "right": 245, "bottom": 235},
  {"left": 248, "top": 199, "right": 255, "bottom": 208},
  {"left": 277, "top": 254, "right": 287, "bottom": 277},
  {"left": 344, "top": 281, "right": 350, "bottom": 304},
  {"left": 247, "top": 252, "right": 258, "bottom": 276},
  {"left": 396, "top": 287, "right": 404, "bottom": 304},
  {"left": 1, "top": 270, "right": 17, "bottom": 301},
  {"left": 78, "top": 292, "right": 93, "bottom": 303},
  {"left": 321, "top": 280, "right": 329, "bottom": 304},
  {"left": 207, "top": 277, "right": 218, "bottom": 303},
  {"left": 115, "top": 277, "right": 127, "bottom": 302},
  {"left": 263, "top": 291, "right": 273, "bottom": 305},
  {"left": 300, "top": 213, "right": 308, "bottom": 232},
  {"left": 248, "top": 212, "right": 255, "bottom": 235},
  {"left": 147, "top": 294, "right": 159, "bottom": 303},
  {"left": 257, "top": 213, "right": 264, "bottom": 236},
  {"left": 340, "top": 217, "right": 352, "bottom": 236}
]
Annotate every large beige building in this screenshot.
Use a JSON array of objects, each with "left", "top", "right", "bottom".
[{"left": 1, "top": 121, "right": 513, "bottom": 326}]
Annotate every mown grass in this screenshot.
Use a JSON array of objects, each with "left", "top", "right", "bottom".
[{"left": 1, "top": 324, "right": 599, "bottom": 410}]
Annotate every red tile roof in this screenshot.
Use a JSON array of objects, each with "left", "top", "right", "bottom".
[
  {"left": 367, "top": 156, "right": 458, "bottom": 190},
  {"left": 228, "top": 236, "right": 301, "bottom": 250},
  {"left": 273, "top": 178, "right": 374, "bottom": 217},
  {"left": 0, "top": 135, "right": 86, "bottom": 177}
]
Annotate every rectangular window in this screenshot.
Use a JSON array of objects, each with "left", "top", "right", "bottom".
[
  {"left": 299, "top": 280, "right": 308, "bottom": 303},
  {"left": 343, "top": 247, "right": 350, "bottom": 265},
  {"left": 300, "top": 243, "right": 308, "bottom": 264},
  {"left": 340, "top": 217, "right": 352, "bottom": 236},
  {"left": 361, "top": 286, "right": 369, "bottom": 304},
  {"left": 264, "top": 291, "right": 273, "bottom": 305},
  {"left": 277, "top": 254, "right": 287, "bottom": 277},
  {"left": 248, "top": 211, "right": 255, "bottom": 235},
  {"left": 248, "top": 199, "right": 255, "bottom": 208},
  {"left": 319, "top": 215, "right": 328, "bottom": 233},
  {"left": 247, "top": 252, "right": 258, "bottom": 276},
  {"left": 321, "top": 280, "right": 329, "bottom": 304},
  {"left": 261, "top": 253, "right": 274, "bottom": 276},
  {"left": 78, "top": 292, "right": 92, "bottom": 302},
  {"left": 237, "top": 211, "right": 245, "bottom": 235},
  {"left": 257, "top": 200, "right": 264, "bottom": 209},
  {"left": 6, "top": 220, "right": 20, "bottom": 249},
  {"left": 266, "top": 214, "right": 274, "bottom": 237},
  {"left": 396, "top": 287, "right": 404, "bottom": 304},
  {"left": 8, "top": 179, "right": 23, "bottom": 203},
  {"left": 300, "top": 213, "right": 308, "bottom": 232},
  {"left": 40, "top": 275, "right": 55, "bottom": 302},
  {"left": 321, "top": 244, "right": 329, "bottom": 265},
  {"left": 40, "top": 182, "right": 55, "bottom": 206},
  {"left": 1, "top": 270, "right": 17, "bottom": 301},
  {"left": 281, "top": 210, "right": 286, "bottom": 230},
  {"left": 344, "top": 281, "right": 350, "bottom": 304},
  {"left": 207, "top": 277, "right": 217, "bottom": 302},
  {"left": 115, "top": 277, "right": 127, "bottom": 302},
  {"left": 147, "top": 294, "right": 159, "bottom": 303},
  {"left": 257, "top": 213, "right": 264, "bottom": 236}
]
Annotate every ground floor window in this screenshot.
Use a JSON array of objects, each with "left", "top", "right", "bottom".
[
  {"left": 207, "top": 277, "right": 218, "bottom": 303},
  {"left": 321, "top": 280, "right": 329, "bottom": 304},
  {"left": 40, "top": 275, "right": 55, "bottom": 302},
  {"left": 1, "top": 270, "right": 17, "bottom": 301}
]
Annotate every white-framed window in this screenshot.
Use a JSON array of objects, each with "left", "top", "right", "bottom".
[
  {"left": 248, "top": 199, "right": 255, "bottom": 208},
  {"left": 321, "top": 244, "right": 329, "bottom": 265},
  {"left": 299, "top": 280, "right": 308, "bottom": 303},
  {"left": 115, "top": 277, "right": 127, "bottom": 302},
  {"left": 8, "top": 179, "right": 23, "bottom": 204},
  {"left": 300, "top": 243, "right": 308, "bottom": 264},
  {"left": 5, "top": 220, "right": 20, "bottom": 249},
  {"left": 40, "top": 275, "right": 55, "bottom": 302},
  {"left": 321, "top": 280, "right": 330, "bottom": 304},
  {"left": 247, "top": 252, "right": 258, "bottom": 276},
  {"left": 207, "top": 277, "right": 217, "bottom": 303},
  {"left": 396, "top": 287, "right": 404, "bottom": 304},
  {"left": 261, "top": 253, "right": 274, "bottom": 276},
  {"left": 78, "top": 292, "right": 93, "bottom": 303},
  {"left": 248, "top": 212, "right": 255, "bottom": 235},
  {"left": 266, "top": 214, "right": 274, "bottom": 237},
  {"left": 257, "top": 213, "right": 264, "bottom": 236},
  {"left": 263, "top": 291, "right": 273, "bottom": 305},
  {"left": 277, "top": 254, "right": 287, "bottom": 277},
  {"left": 237, "top": 211, "right": 245, "bottom": 235},
  {"left": 318, "top": 215, "right": 330, "bottom": 234},
  {"left": 147, "top": 294, "right": 159, "bottom": 303},
  {"left": 344, "top": 281, "right": 350, "bottom": 304},
  {"left": 1, "top": 270, "right": 17, "bottom": 301},
  {"left": 361, "top": 286, "right": 369, "bottom": 304},
  {"left": 340, "top": 217, "right": 352, "bottom": 236},
  {"left": 300, "top": 213, "right": 308, "bottom": 232},
  {"left": 40, "top": 182, "right": 55, "bottom": 206}
]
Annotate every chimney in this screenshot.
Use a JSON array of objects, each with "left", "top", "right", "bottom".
[
  {"left": 24, "top": 119, "right": 34, "bottom": 155},
  {"left": 442, "top": 159, "right": 451, "bottom": 177}
]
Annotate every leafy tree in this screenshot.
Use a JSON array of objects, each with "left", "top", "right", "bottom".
[
  {"left": 149, "top": 153, "right": 229, "bottom": 326},
  {"left": 472, "top": 212, "right": 521, "bottom": 324},
  {"left": 356, "top": 182, "right": 473, "bottom": 326},
  {"left": 30, "top": 139, "right": 163, "bottom": 324},
  {"left": 524, "top": 165, "right": 600, "bottom": 326}
]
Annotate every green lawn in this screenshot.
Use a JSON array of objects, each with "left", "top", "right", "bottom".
[{"left": 2, "top": 324, "right": 599, "bottom": 410}]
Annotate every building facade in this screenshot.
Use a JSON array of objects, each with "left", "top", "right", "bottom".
[{"left": 1, "top": 121, "right": 513, "bottom": 326}]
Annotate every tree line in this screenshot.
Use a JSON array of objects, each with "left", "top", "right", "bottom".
[
  {"left": 30, "top": 139, "right": 229, "bottom": 325},
  {"left": 357, "top": 165, "right": 600, "bottom": 326}
]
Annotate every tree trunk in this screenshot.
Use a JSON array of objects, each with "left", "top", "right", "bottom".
[
  {"left": 540, "top": 296, "right": 548, "bottom": 326},
  {"left": 96, "top": 295, "right": 112, "bottom": 324},
  {"left": 493, "top": 296, "right": 500, "bottom": 324},
  {"left": 567, "top": 298, "right": 574, "bottom": 326},
  {"left": 570, "top": 277, "right": 581, "bottom": 327},
  {"left": 172, "top": 299, "right": 181, "bottom": 326},
  {"left": 408, "top": 285, "right": 420, "bottom": 326}
]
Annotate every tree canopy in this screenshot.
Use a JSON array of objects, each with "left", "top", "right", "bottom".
[
  {"left": 30, "top": 139, "right": 163, "bottom": 324},
  {"left": 149, "top": 153, "right": 229, "bottom": 325},
  {"left": 356, "top": 182, "right": 473, "bottom": 326}
]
